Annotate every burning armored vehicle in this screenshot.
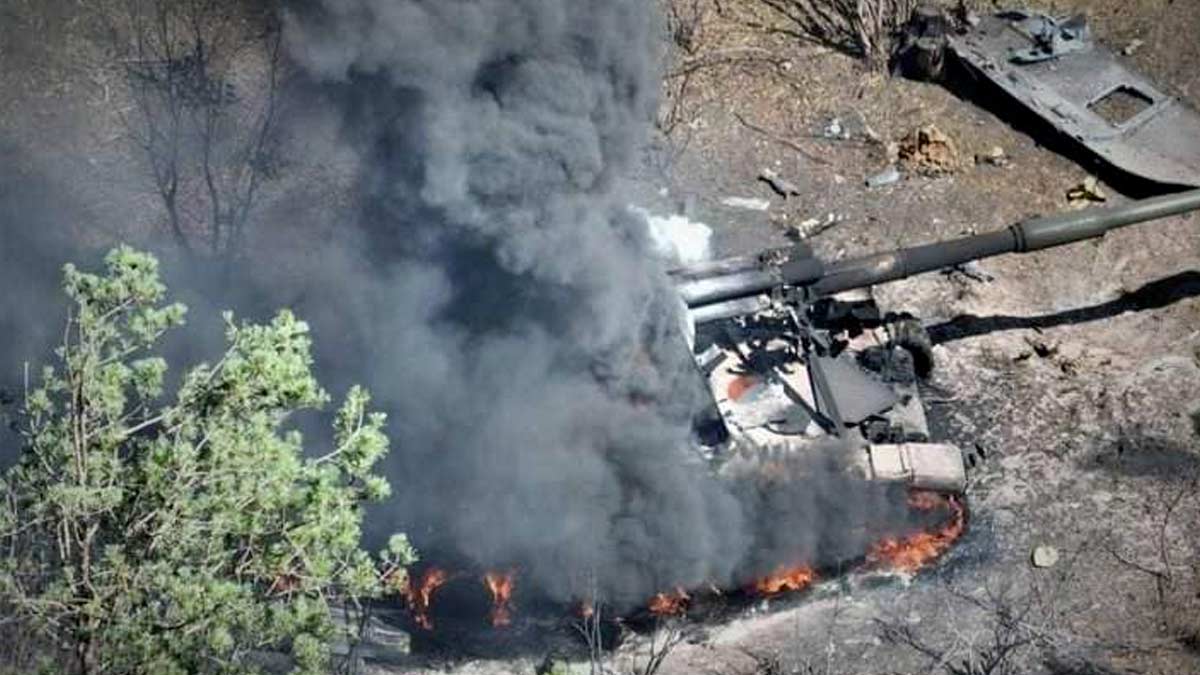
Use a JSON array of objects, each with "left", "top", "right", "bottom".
[
  {"left": 370, "top": 190, "right": 1200, "bottom": 648},
  {"left": 671, "top": 189, "right": 1200, "bottom": 497},
  {"left": 369, "top": 10, "right": 1200, "bottom": 640}
]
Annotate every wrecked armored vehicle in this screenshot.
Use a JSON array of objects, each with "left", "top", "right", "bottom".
[
  {"left": 671, "top": 190, "right": 1200, "bottom": 494},
  {"left": 900, "top": 6, "right": 1200, "bottom": 188}
]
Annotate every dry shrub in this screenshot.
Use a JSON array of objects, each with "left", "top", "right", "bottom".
[
  {"left": 666, "top": 0, "right": 709, "bottom": 55},
  {"left": 754, "top": 0, "right": 920, "bottom": 69}
]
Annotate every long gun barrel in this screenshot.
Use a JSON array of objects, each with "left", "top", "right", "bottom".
[{"left": 676, "top": 189, "right": 1200, "bottom": 318}]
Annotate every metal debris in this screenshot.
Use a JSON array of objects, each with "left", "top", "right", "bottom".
[
  {"left": 822, "top": 116, "right": 849, "bottom": 140},
  {"left": 1067, "top": 176, "right": 1107, "bottom": 208},
  {"left": 1122, "top": 39, "right": 1145, "bottom": 56},
  {"left": 818, "top": 111, "right": 877, "bottom": 142},
  {"left": 788, "top": 213, "right": 843, "bottom": 240},
  {"left": 759, "top": 168, "right": 802, "bottom": 198},
  {"left": 941, "top": 261, "right": 994, "bottom": 283},
  {"left": 1006, "top": 13, "right": 1090, "bottom": 64},
  {"left": 947, "top": 9, "right": 1200, "bottom": 187},
  {"left": 721, "top": 196, "right": 771, "bottom": 211},
  {"left": 896, "top": 5, "right": 951, "bottom": 80},
  {"left": 866, "top": 165, "right": 901, "bottom": 188}
]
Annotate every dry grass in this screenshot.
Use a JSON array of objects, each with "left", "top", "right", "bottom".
[{"left": 746, "top": 0, "right": 920, "bottom": 69}]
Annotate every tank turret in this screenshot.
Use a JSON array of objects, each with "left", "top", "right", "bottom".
[{"left": 674, "top": 191, "right": 1200, "bottom": 493}]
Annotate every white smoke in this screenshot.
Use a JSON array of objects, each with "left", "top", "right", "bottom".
[{"left": 635, "top": 207, "right": 713, "bottom": 266}]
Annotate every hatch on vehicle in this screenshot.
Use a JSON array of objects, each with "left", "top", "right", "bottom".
[{"left": 948, "top": 10, "right": 1200, "bottom": 187}]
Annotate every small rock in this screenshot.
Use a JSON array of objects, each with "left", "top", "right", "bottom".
[
  {"left": 897, "top": 125, "right": 960, "bottom": 175},
  {"left": 1032, "top": 545, "right": 1060, "bottom": 568},
  {"left": 976, "top": 145, "right": 1009, "bottom": 167},
  {"left": 1122, "top": 39, "right": 1145, "bottom": 56},
  {"left": 1023, "top": 335, "right": 1058, "bottom": 359},
  {"left": 720, "top": 196, "right": 771, "bottom": 211},
  {"left": 866, "top": 165, "right": 901, "bottom": 188}
]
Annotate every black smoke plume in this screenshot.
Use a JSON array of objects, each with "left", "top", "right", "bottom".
[
  {"left": 278, "top": 0, "right": 913, "bottom": 610},
  {"left": 279, "top": 0, "right": 754, "bottom": 608}
]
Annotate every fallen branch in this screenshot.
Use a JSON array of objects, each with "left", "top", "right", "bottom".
[
  {"left": 733, "top": 111, "right": 829, "bottom": 165},
  {"left": 666, "top": 46, "right": 804, "bottom": 80}
]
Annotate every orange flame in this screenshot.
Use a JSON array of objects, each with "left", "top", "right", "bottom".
[
  {"left": 753, "top": 564, "right": 817, "bottom": 596},
  {"left": 648, "top": 587, "right": 690, "bottom": 616},
  {"left": 402, "top": 568, "right": 449, "bottom": 630},
  {"left": 483, "top": 570, "right": 516, "bottom": 627},
  {"left": 868, "top": 494, "right": 966, "bottom": 573},
  {"left": 394, "top": 492, "right": 965, "bottom": 631}
]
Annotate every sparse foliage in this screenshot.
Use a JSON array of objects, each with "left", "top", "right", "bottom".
[
  {"left": 636, "top": 618, "right": 685, "bottom": 675},
  {"left": 657, "top": 0, "right": 711, "bottom": 144},
  {"left": 666, "top": 0, "right": 709, "bottom": 55},
  {"left": 751, "top": 0, "right": 919, "bottom": 69},
  {"left": 1106, "top": 462, "right": 1200, "bottom": 653},
  {"left": 100, "top": 0, "right": 284, "bottom": 268},
  {"left": 572, "top": 575, "right": 610, "bottom": 675},
  {"left": 0, "top": 247, "right": 415, "bottom": 674},
  {"left": 877, "top": 578, "right": 1047, "bottom": 675},
  {"left": 569, "top": 573, "right": 684, "bottom": 675},
  {"left": 873, "top": 556, "right": 1161, "bottom": 675}
]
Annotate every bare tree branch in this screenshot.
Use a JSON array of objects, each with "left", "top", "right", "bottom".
[
  {"left": 98, "top": 0, "right": 284, "bottom": 267},
  {"left": 746, "top": 0, "right": 917, "bottom": 70}
]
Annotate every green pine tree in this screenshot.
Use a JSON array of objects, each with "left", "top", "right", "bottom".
[{"left": 0, "top": 246, "right": 416, "bottom": 674}]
